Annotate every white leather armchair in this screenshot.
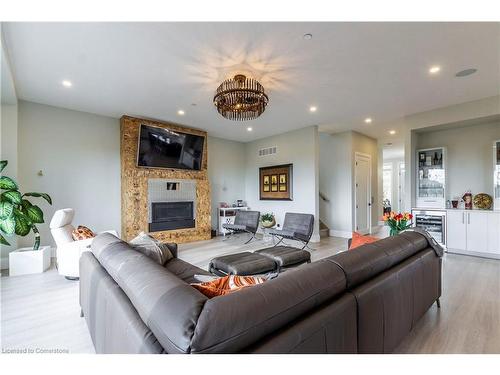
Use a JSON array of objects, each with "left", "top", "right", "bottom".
[{"left": 50, "top": 208, "right": 117, "bottom": 279}]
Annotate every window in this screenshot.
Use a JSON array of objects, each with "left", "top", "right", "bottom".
[{"left": 383, "top": 163, "right": 393, "bottom": 205}]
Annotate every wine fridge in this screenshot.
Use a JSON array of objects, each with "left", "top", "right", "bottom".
[{"left": 411, "top": 209, "right": 446, "bottom": 247}]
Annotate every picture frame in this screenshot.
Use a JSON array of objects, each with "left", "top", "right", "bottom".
[{"left": 259, "top": 164, "right": 293, "bottom": 200}]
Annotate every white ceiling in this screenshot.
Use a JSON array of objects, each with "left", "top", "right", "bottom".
[{"left": 3, "top": 22, "right": 499, "bottom": 142}]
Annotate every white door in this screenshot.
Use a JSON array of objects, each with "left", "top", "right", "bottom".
[
  {"left": 466, "top": 211, "right": 488, "bottom": 253},
  {"left": 446, "top": 210, "right": 467, "bottom": 251},
  {"left": 355, "top": 154, "right": 371, "bottom": 234}
]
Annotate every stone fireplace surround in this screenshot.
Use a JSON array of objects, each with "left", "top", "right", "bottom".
[{"left": 120, "top": 115, "right": 211, "bottom": 243}]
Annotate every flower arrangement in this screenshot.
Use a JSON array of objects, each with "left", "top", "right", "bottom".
[{"left": 382, "top": 211, "right": 413, "bottom": 236}]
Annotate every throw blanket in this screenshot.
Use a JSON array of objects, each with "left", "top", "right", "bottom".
[{"left": 403, "top": 228, "right": 444, "bottom": 257}]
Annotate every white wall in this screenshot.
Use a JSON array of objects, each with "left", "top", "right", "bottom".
[
  {"left": 319, "top": 131, "right": 379, "bottom": 237},
  {"left": 17, "top": 101, "right": 121, "bottom": 248},
  {"left": 417, "top": 121, "right": 500, "bottom": 200},
  {"left": 1, "top": 30, "right": 19, "bottom": 268},
  {"left": 245, "top": 126, "right": 320, "bottom": 242},
  {"left": 1, "top": 104, "right": 18, "bottom": 267},
  {"left": 319, "top": 131, "right": 352, "bottom": 235},
  {"left": 207, "top": 136, "right": 246, "bottom": 230}
]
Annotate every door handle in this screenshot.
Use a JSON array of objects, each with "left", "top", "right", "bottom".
[{"left": 468, "top": 213, "right": 470, "bottom": 224}]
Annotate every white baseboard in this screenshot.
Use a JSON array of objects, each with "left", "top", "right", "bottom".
[
  {"left": 310, "top": 234, "right": 321, "bottom": 243},
  {"left": 329, "top": 230, "right": 352, "bottom": 238}
]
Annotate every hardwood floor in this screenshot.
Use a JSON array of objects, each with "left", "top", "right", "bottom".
[{"left": 1, "top": 234, "right": 499, "bottom": 354}]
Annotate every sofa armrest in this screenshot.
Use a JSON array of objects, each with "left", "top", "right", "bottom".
[
  {"left": 59, "top": 238, "right": 94, "bottom": 252},
  {"left": 97, "top": 229, "right": 119, "bottom": 237}
]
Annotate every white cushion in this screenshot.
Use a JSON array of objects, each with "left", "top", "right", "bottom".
[{"left": 50, "top": 208, "right": 75, "bottom": 229}]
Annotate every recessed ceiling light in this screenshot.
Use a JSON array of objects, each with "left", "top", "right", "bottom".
[
  {"left": 177, "top": 110, "right": 185, "bottom": 115},
  {"left": 429, "top": 66, "right": 441, "bottom": 74},
  {"left": 247, "top": 127, "right": 253, "bottom": 132},
  {"left": 62, "top": 80, "right": 72, "bottom": 87},
  {"left": 389, "top": 130, "right": 396, "bottom": 135},
  {"left": 309, "top": 106, "right": 317, "bottom": 112},
  {"left": 364, "top": 117, "right": 372, "bottom": 124},
  {"left": 455, "top": 68, "right": 477, "bottom": 77},
  {"left": 303, "top": 33, "right": 313, "bottom": 40}
]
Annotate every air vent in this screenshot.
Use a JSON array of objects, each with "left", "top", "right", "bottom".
[{"left": 258, "top": 146, "right": 277, "bottom": 157}]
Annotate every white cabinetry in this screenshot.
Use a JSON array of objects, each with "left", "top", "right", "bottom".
[
  {"left": 446, "top": 210, "right": 466, "bottom": 251},
  {"left": 465, "top": 211, "right": 488, "bottom": 254},
  {"left": 446, "top": 210, "right": 500, "bottom": 259}
]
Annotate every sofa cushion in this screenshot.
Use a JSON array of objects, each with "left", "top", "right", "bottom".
[
  {"left": 326, "top": 231, "right": 432, "bottom": 289},
  {"left": 129, "top": 232, "right": 173, "bottom": 265},
  {"left": 190, "top": 259, "right": 347, "bottom": 353},
  {"left": 91, "top": 233, "right": 207, "bottom": 354},
  {"left": 165, "top": 258, "right": 211, "bottom": 284},
  {"left": 349, "top": 231, "right": 379, "bottom": 250},
  {"left": 192, "top": 275, "right": 267, "bottom": 298}
]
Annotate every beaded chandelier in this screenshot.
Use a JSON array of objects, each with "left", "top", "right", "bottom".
[{"left": 213, "top": 74, "right": 269, "bottom": 121}]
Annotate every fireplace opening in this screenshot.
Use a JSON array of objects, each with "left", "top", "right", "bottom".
[{"left": 149, "top": 201, "right": 195, "bottom": 232}]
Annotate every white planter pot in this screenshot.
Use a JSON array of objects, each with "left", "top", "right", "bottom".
[{"left": 9, "top": 246, "right": 51, "bottom": 276}]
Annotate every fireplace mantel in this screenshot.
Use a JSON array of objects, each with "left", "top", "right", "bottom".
[{"left": 120, "top": 115, "right": 211, "bottom": 243}]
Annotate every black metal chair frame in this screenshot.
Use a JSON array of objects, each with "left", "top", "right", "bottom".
[
  {"left": 270, "top": 213, "right": 315, "bottom": 250},
  {"left": 222, "top": 210, "right": 260, "bottom": 244}
]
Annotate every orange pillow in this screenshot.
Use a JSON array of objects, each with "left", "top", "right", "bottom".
[
  {"left": 192, "top": 274, "right": 266, "bottom": 298},
  {"left": 72, "top": 225, "right": 95, "bottom": 241},
  {"left": 349, "top": 231, "right": 379, "bottom": 250}
]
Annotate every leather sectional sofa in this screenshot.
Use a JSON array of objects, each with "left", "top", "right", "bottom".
[{"left": 79, "top": 231, "right": 442, "bottom": 354}]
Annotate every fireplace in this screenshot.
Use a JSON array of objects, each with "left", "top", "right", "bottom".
[{"left": 149, "top": 201, "right": 195, "bottom": 232}]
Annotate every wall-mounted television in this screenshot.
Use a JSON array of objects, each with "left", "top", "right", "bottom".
[{"left": 136, "top": 124, "right": 204, "bottom": 170}]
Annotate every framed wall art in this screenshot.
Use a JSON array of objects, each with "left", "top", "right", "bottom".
[{"left": 259, "top": 164, "right": 293, "bottom": 200}]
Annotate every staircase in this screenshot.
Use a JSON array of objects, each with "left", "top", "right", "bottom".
[{"left": 319, "top": 220, "right": 329, "bottom": 238}]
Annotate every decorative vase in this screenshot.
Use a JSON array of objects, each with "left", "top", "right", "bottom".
[
  {"left": 261, "top": 218, "right": 276, "bottom": 228},
  {"left": 389, "top": 228, "right": 401, "bottom": 237}
]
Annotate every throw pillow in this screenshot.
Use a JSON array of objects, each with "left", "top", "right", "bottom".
[
  {"left": 349, "top": 231, "right": 379, "bottom": 250},
  {"left": 72, "top": 225, "right": 95, "bottom": 241},
  {"left": 192, "top": 274, "right": 267, "bottom": 298},
  {"left": 129, "top": 232, "right": 174, "bottom": 265}
]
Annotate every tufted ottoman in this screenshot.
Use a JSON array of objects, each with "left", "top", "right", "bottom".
[
  {"left": 255, "top": 246, "right": 311, "bottom": 272},
  {"left": 208, "top": 247, "right": 311, "bottom": 276}
]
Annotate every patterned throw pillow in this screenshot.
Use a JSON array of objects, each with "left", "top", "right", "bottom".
[
  {"left": 191, "top": 274, "right": 267, "bottom": 298},
  {"left": 349, "top": 231, "right": 379, "bottom": 250},
  {"left": 72, "top": 225, "right": 95, "bottom": 241},
  {"left": 129, "top": 232, "right": 174, "bottom": 265}
]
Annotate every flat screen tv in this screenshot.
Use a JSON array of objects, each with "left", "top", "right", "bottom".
[{"left": 136, "top": 124, "right": 204, "bottom": 170}]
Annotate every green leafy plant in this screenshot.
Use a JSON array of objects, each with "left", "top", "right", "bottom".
[
  {"left": 0, "top": 160, "right": 52, "bottom": 250},
  {"left": 261, "top": 213, "right": 275, "bottom": 222}
]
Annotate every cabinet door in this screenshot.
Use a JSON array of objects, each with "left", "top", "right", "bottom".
[
  {"left": 466, "top": 211, "right": 488, "bottom": 253},
  {"left": 486, "top": 213, "right": 500, "bottom": 255},
  {"left": 446, "top": 210, "right": 467, "bottom": 250}
]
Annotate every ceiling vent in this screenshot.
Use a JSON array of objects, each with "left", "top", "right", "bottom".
[{"left": 258, "top": 146, "right": 277, "bottom": 157}]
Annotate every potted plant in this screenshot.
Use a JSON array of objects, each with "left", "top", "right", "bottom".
[
  {"left": 382, "top": 211, "right": 413, "bottom": 236},
  {"left": 0, "top": 160, "right": 53, "bottom": 275},
  {"left": 261, "top": 213, "right": 276, "bottom": 228}
]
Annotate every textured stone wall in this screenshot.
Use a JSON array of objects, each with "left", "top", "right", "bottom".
[{"left": 120, "top": 115, "right": 211, "bottom": 243}]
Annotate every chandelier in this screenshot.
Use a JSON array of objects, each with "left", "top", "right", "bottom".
[{"left": 213, "top": 74, "right": 269, "bottom": 121}]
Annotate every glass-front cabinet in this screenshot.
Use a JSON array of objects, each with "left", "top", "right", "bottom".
[
  {"left": 495, "top": 141, "right": 500, "bottom": 210},
  {"left": 416, "top": 147, "right": 446, "bottom": 208}
]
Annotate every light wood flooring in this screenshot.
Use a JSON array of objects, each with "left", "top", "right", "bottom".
[{"left": 1, "top": 234, "right": 499, "bottom": 354}]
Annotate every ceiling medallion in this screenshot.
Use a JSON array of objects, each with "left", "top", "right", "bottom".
[{"left": 213, "top": 74, "right": 269, "bottom": 121}]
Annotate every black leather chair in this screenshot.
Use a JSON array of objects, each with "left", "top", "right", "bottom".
[
  {"left": 222, "top": 210, "right": 260, "bottom": 244},
  {"left": 269, "top": 212, "right": 315, "bottom": 250}
]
